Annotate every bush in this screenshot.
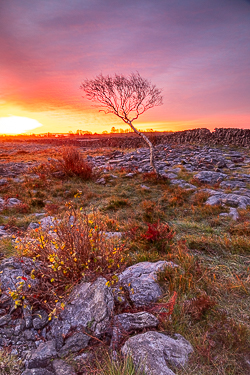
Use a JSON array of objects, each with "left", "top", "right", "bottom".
[
  {"left": 61, "top": 146, "right": 93, "bottom": 179},
  {"left": 128, "top": 220, "right": 175, "bottom": 253},
  {"left": 16, "top": 207, "right": 126, "bottom": 312},
  {"left": 32, "top": 146, "right": 93, "bottom": 180}
]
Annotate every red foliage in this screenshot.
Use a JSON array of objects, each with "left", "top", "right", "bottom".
[
  {"left": 149, "top": 291, "right": 177, "bottom": 322},
  {"left": 142, "top": 222, "right": 175, "bottom": 244}
]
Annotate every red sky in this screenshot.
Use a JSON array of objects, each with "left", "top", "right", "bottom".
[{"left": 0, "top": 0, "right": 250, "bottom": 134}]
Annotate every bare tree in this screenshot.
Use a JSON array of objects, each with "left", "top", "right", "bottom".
[{"left": 80, "top": 72, "right": 163, "bottom": 176}]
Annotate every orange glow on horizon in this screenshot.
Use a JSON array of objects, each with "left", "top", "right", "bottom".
[
  {"left": 0, "top": 102, "right": 249, "bottom": 136},
  {"left": 0, "top": 116, "right": 43, "bottom": 135}
]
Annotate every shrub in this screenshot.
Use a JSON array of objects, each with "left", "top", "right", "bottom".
[
  {"left": 13, "top": 203, "right": 30, "bottom": 214},
  {"left": 15, "top": 207, "right": 126, "bottom": 312},
  {"left": 128, "top": 220, "right": 175, "bottom": 253},
  {"left": 142, "top": 221, "right": 175, "bottom": 252},
  {"left": 61, "top": 146, "right": 93, "bottom": 179},
  {"left": 45, "top": 203, "right": 60, "bottom": 215}
]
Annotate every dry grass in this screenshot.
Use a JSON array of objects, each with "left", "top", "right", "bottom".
[
  {"left": 1, "top": 143, "right": 250, "bottom": 374},
  {"left": 61, "top": 146, "right": 93, "bottom": 179}
]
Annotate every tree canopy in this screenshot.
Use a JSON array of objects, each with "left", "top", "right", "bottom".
[{"left": 80, "top": 72, "right": 163, "bottom": 125}]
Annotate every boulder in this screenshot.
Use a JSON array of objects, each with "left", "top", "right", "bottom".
[
  {"left": 122, "top": 331, "right": 193, "bottom": 375},
  {"left": 49, "top": 277, "right": 114, "bottom": 344},
  {"left": 27, "top": 340, "right": 57, "bottom": 369},
  {"left": 116, "top": 261, "right": 177, "bottom": 307},
  {"left": 111, "top": 312, "right": 159, "bottom": 349}
]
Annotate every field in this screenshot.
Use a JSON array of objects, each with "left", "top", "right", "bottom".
[{"left": 0, "top": 140, "right": 249, "bottom": 374}]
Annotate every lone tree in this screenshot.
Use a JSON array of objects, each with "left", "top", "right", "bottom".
[{"left": 80, "top": 72, "right": 163, "bottom": 176}]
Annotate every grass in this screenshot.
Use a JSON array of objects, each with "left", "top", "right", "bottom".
[
  {"left": 95, "top": 352, "right": 146, "bottom": 375},
  {"left": 0, "top": 143, "right": 250, "bottom": 374},
  {"left": 0, "top": 350, "right": 23, "bottom": 374}
]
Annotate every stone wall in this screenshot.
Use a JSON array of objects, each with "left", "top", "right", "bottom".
[
  {"left": 76, "top": 128, "right": 250, "bottom": 148},
  {"left": 27, "top": 127, "right": 250, "bottom": 148}
]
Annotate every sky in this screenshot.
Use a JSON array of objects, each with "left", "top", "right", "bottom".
[{"left": 0, "top": 0, "right": 250, "bottom": 134}]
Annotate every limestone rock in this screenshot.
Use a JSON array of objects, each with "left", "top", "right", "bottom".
[
  {"left": 206, "top": 193, "right": 250, "bottom": 209},
  {"left": 111, "top": 312, "right": 159, "bottom": 349},
  {"left": 49, "top": 277, "right": 114, "bottom": 343},
  {"left": 116, "top": 261, "right": 177, "bottom": 307},
  {"left": 52, "top": 359, "right": 76, "bottom": 375},
  {"left": 22, "top": 369, "right": 54, "bottom": 375},
  {"left": 58, "top": 332, "right": 90, "bottom": 356},
  {"left": 27, "top": 340, "right": 57, "bottom": 369},
  {"left": 122, "top": 331, "right": 193, "bottom": 375},
  {"left": 0, "top": 258, "right": 39, "bottom": 303},
  {"left": 32, "top": 310, "right": 48, "bottom": 330},
  {"left": 194, "top": 171, "right": 227, "bottom": 185},
  {"left": 28, "top": 222, "right": 40, "bottom": 230},
  {"left": 0, "top": 314, "right": 11, "bottom": 327},
  {"left": 7, "top": 198, "right": 22, "bottom": 206},
  {"left": 220, "top": 207, "right": 239, "bottom": 221}
]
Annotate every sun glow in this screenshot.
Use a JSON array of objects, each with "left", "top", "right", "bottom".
[{"left": 0, "top": 116, "right": 43, "bottom": 135}]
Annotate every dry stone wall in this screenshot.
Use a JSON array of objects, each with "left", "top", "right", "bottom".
[
  {"left": 75, "top": 128, "right": 250, "bottom": 148},
  {"left": 23, "top": 127, "right": 250, "bottom": 148}
]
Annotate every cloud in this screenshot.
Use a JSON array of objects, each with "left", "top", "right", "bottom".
[{"left": 0, "top": 0, "right": 249, "bottom": 125}]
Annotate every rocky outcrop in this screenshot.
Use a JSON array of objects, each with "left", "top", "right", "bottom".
[
  {"left": 194, "top": 171, "right": 227, "bottom": 185},
  {"left": 122, "top": 331, "right": 194, "bottom": 375},
  {"left": 0, "top": 257, "right": 192, "bottom": 374},
  {"left": 48, "top": 277, "right": 114, "bottom": 347}
]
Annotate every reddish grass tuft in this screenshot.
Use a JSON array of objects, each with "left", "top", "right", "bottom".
[{"left": 61, "top": 146, "right": 93, "bottom": 179}]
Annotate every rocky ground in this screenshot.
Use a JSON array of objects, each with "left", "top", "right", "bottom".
[{"left": 0, "top": 141, "right": 250, "bottom": 374}]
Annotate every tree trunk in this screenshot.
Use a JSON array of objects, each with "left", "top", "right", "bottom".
[{"left": 126, "top": 121, "right": 159, "bottom": 177}]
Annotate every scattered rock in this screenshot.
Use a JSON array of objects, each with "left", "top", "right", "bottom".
[
  {"left": 49, "top": 277, "right": 114, "bottom": 343},
  {"left": 141, "top": 184, "right": 150, "bottom": 190},
  {"left": 39, "top": 216, "right": 57, "bottom": 230},
  {"left": 32, "top": 310, "right": 48, "bottom": 330},
  {"left": 122, "top": 331, "right": 193, "bottom": 375},
  {"left": 52, "top": 359, "right": 76, "bottom": 375},
  {"left": 111, "top": 312, "right": 159, "bottom": 349},
  {"left": 0, "top": 178, "right": 8, "bottom": 186},
  {"left": 28, "top": 222, "right": 40, "bottom": 230},
  {"left": 116, "top": 261, "right": 177, "bottom": 307},
  {"left": 22, "top": 369, "right": 54, "bottom": 375},
  {"left": 58, "top": 332, "right": 90, "bottom": 356},
  {"left": 194, "top": 171, "right": 227, "bottom": 185},
  {"left": 27, "top": 340, "right": 57, "bottom": 369},
  {"left": 220, "top": 207, "right": 239, "bottom": 221},
  {"left": 206, "top": 193, "right": 250, "bottom": 209},
  {"left": 95, "top": 177, "right": 106, "bottom": 185},
  {"left": 103, "top": 231, "right": 123, "bottom": 238}
]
